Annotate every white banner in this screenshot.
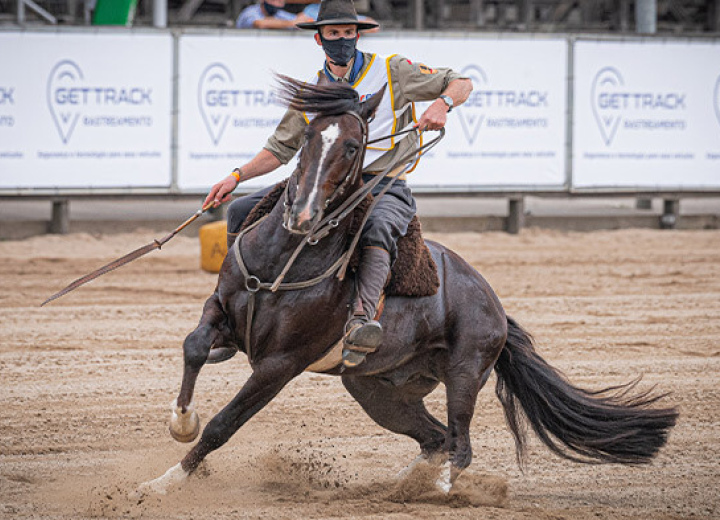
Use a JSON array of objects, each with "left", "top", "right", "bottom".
[
  {"left": 361, "top": 37, "right": 568, "bottom": 189},
  {"left": 5, "top": 32, "right": 717, "bottom": 194},
  {"left": 573, "top": 41, "right": 720, "bottom": 189},
  {"left": 0, "top": 32, "right": 173, "bottom": 189},
  {"left": 177, "top": 34, "right": 318, "bottom": 191},
  {"left": 178, "top": 34, "right": 568, "bottom": 192}
]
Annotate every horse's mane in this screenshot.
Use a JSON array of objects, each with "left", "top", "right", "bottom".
[{"left": 276, "top": 74, "right": 360, "bottom": 116}]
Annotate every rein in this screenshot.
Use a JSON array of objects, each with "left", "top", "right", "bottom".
[{"left": 232, "top": 118, "right": 444, "bottom": 361}]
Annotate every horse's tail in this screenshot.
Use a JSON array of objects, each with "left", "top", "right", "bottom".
[{"left": 494, "top": 316, "right": 678, "bottom": 467}]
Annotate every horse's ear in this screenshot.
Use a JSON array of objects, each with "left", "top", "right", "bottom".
[{"left": 359, "top": 84, "right": 386, "bottom": 122}]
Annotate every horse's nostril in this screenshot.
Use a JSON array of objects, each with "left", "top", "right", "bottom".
[{"left": 299, "top": 219, "right": 312, "bottom": 233}]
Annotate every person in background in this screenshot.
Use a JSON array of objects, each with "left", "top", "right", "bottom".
[{"left": 236, "top": 0, "right": 312, "bottom": 29}]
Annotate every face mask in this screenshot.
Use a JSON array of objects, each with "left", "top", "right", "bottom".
[
  {"left": 319, "top": 33, "right": 357, "bottom": 67},
  {"left": 263, "top": 2, "right": 279, "bottom": 16}
]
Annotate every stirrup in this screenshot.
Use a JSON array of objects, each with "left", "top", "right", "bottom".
[{"left": 342, "top": 320, "right": 383, "bottom": 368}]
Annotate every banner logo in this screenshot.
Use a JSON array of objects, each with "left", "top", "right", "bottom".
[
  {"left": 457, "top": 65, "right": 550, "bottom": 147},
  {"left": 457, "top": 65, "right": 487, "bottom": 145},
  {"left": 714, "top": 74, "right": 720, "bottom": 130},
  {"left": 198, "top": 63, "right": 234, "bottom": 146},
  {"left": 591, "top": 67, "right": 623, "bottom": 146},
  {"left": 46, "top": 59, "right": 154, "bottom": 144},
  {"left": 47, "top": 60, "right": 83, "bottom": 144},
  {"left": 0, "top": 86, "right": 15, "bottom": 128},
  {"left": 591, "top": 66, "right": 687, "bottom": 146},
  {"left": 196, "top": 63, "right": 282, "bottom": 146},
  {"left": 0, "top": 86, "right": 14, "bottom": 105}
]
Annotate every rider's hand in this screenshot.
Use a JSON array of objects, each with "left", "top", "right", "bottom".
[
  {"left": 203, "top": 176, "right": 238, "bottom": 208},
  {"left": 415, "top": 99, "right": 448, "bottom": 132}
]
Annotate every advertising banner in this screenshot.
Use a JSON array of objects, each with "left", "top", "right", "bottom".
[
  {"left": 573, "top": 41, "right": 720, "bottom": 189},
  {"left": 361, "top": 37, "right": 568, "bottom": 189},
  {"left": 177, "top": 34, "right": 319, "bottom": 191},
  {"left": 178, "top": 34, "right": 568, "bottom": 192},
  {"left": 0, "top": 32, "right": 173, "bottom": 189}
]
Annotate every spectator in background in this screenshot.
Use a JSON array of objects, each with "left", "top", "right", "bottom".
[
  {"left": 236, "top": 0, "right": 312, "bottom": 29},
  {"left": 302, "top": 1, "right": 379, "bottom": 32}
]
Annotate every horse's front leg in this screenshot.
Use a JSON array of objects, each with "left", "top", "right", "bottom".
[
  {"left": 140, "top": 356, "right": 302, "bottom": 495},
  {"left": 169, "top": 295, "right": 225, "bottom": 443}
]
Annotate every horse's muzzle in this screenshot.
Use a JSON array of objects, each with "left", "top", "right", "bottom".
[{"left": 286, "top": 203, "right": 320, "bottom": 235}]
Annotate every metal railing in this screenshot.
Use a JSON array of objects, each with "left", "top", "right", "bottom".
[{"left": 3, "top": 0, "right": 719, "bottom": 32}]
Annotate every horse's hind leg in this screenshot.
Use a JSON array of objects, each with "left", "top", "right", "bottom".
[
  {"left": 170, "top": 294, "right": 226, "bottom": 443},
  {"left": 439, "top": 329, "right": 505, "bottom": 492},
  {"left": 342, "top": 374, "right": 448, "bottom": 471}
]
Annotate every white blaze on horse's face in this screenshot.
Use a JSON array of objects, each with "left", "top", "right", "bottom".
[{"left": 293, "top": 122, "right": 340, "bottom": 232}]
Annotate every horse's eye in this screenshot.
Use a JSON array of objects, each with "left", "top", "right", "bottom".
[{"left": 344, "top": 141, "right": 359, "bottom": 158}]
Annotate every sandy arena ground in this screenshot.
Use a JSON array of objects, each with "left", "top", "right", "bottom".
[{"left": 1, "top": 228, "right": 719, "bottom": 519}]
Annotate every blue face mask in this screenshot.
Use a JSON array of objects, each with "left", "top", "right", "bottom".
[
  {"left": 319, "top": 33, "right": 357, "bottom": 67},
  {"left": 263, "top": 1, "right": 279, "bottom": 16}
]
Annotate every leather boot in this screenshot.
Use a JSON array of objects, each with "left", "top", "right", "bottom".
[{"left": 342, "top": 247, "right": 391, "bottom": 367}]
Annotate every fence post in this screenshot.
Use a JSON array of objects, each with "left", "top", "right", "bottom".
[
  {"left": 49, "top": 199, "right": 70, "bottom": 234},
  {"left": 470, "top": 0, "right": 484, "bottom": 27},
  {"left": 660, "top": 198, "right": 680, "bottom": 229},
  {"left": 506, "top": 197, "right": 525, "bottom": 234},
  {"left": 153, "top": 0, "right": 167, "bottom": 27},
  {"left": 635, "top": 0, "right": 657, "bottom": 33},
  {"left": 414, "top": 0, "right": 424, "bottom": 29}
]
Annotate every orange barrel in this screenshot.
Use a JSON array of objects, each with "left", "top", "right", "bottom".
[{"left": 199, "top": 220, "right": 228, "bottom": 273}]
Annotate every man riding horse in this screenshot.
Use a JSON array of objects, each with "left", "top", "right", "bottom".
[
  {"left": 204, "top": 0, "right": 473, "bottom": 367},
  {"left": 136, "top": 12, "right": 676, "bottom": 494}
]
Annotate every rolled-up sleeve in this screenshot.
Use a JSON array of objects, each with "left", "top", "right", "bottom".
[
  {"left": 263, "top": 107, "right": 307, "bottom": 164},
  {"left": 389, "top": 55, "right": 468, "bottom": 105}
]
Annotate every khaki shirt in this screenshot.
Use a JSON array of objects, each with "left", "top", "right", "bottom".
[{"left": 265, "top": 51, "right": 467, "bottom": 175}]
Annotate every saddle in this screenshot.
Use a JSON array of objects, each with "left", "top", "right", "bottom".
[{"left": 240, "top": 179, "right": 439, "bottom": 298}]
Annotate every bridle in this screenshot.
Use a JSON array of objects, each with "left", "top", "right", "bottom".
[
  {"left": 282, "top": 110, "right": 370, "bottom": 236},
  {"left": 231, "top": 112, "right": 444, "bottom": 361}
]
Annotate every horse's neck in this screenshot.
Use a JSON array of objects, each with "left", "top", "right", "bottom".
[{"left": 240, "top": 202, "right": 352, "bottom": 284}]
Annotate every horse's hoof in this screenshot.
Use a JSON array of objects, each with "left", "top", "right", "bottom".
[
  {"left": 206, "top": 345, "right": 238, "bottom": 364},
  {"left": 137, "top": 463, "right": 188, "bottom": 495},
  {"left": 396, "top": 453, "right": 428, "bottom": 480},
  {"left": 169, "top": 400, "right": 200, "bottom": 443},
  {"left": 434, "top": 461, "right": 460, "bottom": 495}
]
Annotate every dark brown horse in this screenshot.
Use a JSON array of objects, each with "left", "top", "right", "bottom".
[{"left": 138, "top": 77, "right": 678, "bottom": 495}]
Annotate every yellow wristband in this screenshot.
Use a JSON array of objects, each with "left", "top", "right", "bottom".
[{"left": 231, "top": 168, "right": 242, "bottom": 182}]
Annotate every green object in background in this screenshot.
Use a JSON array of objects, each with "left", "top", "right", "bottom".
[{"left": 92, "top": 0, "right": 138, "bottom": 26}]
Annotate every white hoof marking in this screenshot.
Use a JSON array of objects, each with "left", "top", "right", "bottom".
[
  {"left": 396, "top": 454, "right": 428, "bottom": 480},
  {"left": 435, "top": 461, "right": 453, "bottom": 494},
  {"left": 137, "top": 463, "right": 188, "bottom": 496}
]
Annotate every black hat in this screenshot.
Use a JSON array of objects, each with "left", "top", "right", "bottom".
[{"left": 296, "top": 0, "right": 379, "bottom": 31}]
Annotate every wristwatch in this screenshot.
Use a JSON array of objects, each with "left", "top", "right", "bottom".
[{"left": 439, "top": 94, "right": 454, "bottom": 113}]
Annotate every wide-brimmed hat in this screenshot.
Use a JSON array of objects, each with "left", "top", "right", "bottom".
[{"left": 296, "top": 0, "right": 379, "bottom": 31}]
